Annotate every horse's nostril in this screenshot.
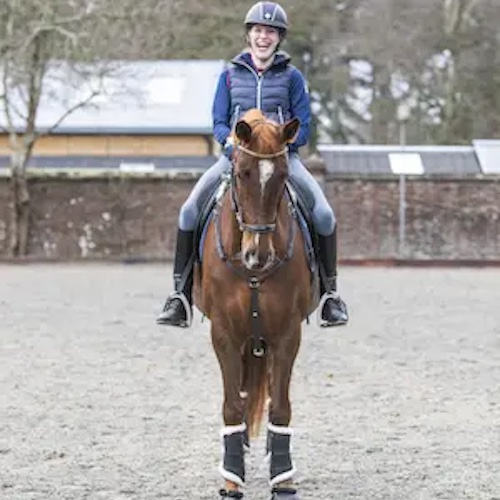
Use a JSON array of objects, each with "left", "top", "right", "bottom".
[{"left": 243, "top": 249, "right": 259, "bottom": 269}]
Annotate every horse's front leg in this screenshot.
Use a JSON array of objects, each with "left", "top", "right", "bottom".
[
  {"left": 212, "top": 324, "right": 247, "bottom": 499},
  {"left": 267, "top": 325, "right": 301, "bottom": 500}
]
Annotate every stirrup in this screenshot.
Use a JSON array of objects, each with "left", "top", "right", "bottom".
[
  {"left": 166, "top": 291, "right": 193, "bottom": 327},
  {"left": 317, "top": 290, "right": 339, "bottom": 328}
]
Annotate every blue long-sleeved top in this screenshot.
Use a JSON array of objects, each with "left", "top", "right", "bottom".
[{"left": 212, "top": 51, "right": 310, "bottom": 154}]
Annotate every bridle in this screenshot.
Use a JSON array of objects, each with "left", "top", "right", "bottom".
[
  {"left": 214, "top": 143, "right": 298, "bottom": 357},
  {"left": 230, "top": 144, "right": 288, "bottom": 235},
  {"left": 237, "top": 144, "right": 288, "bottom": 160}
]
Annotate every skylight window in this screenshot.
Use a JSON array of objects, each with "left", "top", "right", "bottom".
[{"left": 146, "top": 77, "right": 185, "bottom": 105}]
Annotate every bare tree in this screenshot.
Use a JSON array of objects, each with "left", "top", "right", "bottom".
[
  {"left": 311, "top": 0, "right": 500, "bottom": 144},
  {"left": 0, "top": 1, "right": 95, "bottom": 255},
  {"left": 0, "top": 0, "right": 185, "bottom": 257}
]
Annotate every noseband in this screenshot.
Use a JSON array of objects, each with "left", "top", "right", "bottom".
[{"left": 231, "top": 144, "right": 288, "bottom": 235}]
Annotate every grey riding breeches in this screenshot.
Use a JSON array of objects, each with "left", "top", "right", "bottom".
[
  {"left": 178, "top": 155, "right": 232, "bottom": 231},
  {"left": 288, "top": 153, "right": 336, "bottom": 236},
  {"left": 178, "top": 152, "right": 336, "bottom": 236}
]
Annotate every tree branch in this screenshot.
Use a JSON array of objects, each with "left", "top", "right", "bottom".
[
  {"left": 21, "top": 23, "right": 81, "bottom": 53},
  {"left": 41, "top": 90, "right": 99, "bottom": 137}
]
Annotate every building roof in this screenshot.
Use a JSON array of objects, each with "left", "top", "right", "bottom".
[
  {"left": 317, "top": 143, "right": 500, "bottom": 176},
  {"left": 0, "top": 60, "right": 226, "bottom": 135},
  {"left": 0, "top": 155, "right": 217, "bottom": 171}
]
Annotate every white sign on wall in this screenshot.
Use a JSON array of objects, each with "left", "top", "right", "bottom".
[
  {"left": 473, "top": 140, "right": 500, "bottom": 174},
  {"left": 388, "top": 153, "right": 425, "bottom": 175},
  {"left": 119, "top": 162, "right": 156, "bottom": 173}
]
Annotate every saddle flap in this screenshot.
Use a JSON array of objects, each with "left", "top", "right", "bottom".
[{"left": 195, "top": 175, "right": 231, "bottom": 262}]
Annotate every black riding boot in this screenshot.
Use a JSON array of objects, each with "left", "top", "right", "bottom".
[
  {"left": 156, "top": 229, "right": 194, "bottom": 327},
  {"left": 318, "top": 230, "right": 349, "bottom": 327}
]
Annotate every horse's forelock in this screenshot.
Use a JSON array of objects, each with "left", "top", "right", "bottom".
[{"left": 238, "top": 111, "right": 282, "bottom": 155}]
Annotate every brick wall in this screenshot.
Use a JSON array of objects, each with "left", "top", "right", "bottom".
[
  {"left": 1, "top": 173, "right": 499, "bottom": 261},
  {"left": 327, "top": 176, "right": 500, "bottom": 260}
]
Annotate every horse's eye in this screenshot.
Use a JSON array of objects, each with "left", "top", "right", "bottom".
[{"left": 239, "top": 169, "right": 251, "bottom": 180}]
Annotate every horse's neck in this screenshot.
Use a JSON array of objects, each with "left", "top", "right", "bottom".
[
  {"left": 220, "top": 194, "right": 242, "bottom": 256},
  {"left": 274, "top": 193, "right": 293, "bottom": 254}
]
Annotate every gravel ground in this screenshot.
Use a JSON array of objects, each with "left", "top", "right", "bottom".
[{"left": 1, "top": 264, "right": 499, "bottom": 500}]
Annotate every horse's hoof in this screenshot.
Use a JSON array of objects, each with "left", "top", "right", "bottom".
[
  {"left": 219, "top": 488, "right": 243, "bottom": 498},
  {"left": 270, "top": 487, "right": 299, "bottom": 499}
]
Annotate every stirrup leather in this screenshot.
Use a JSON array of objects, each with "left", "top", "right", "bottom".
[{"left": 166, "top": 291, "right": 193, "bottom": 327}]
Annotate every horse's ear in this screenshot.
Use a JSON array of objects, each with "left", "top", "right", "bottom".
[
  {"left": 282, "top": 118, "right": 300, "bottom": 144},
  {"left": 235, "top": 120, "right": 253, "bottom": 144}
]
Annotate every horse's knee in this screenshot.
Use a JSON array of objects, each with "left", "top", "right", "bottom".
[
  {"left": 268, "top": 402, "right": 291, "bottom": 427},
  {"left": 223, "top": 402, "right": 245, "bottom": 426}
]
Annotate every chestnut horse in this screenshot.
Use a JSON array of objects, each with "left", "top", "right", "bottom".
[{"left": 193, "top": 109, "right": 317, "bottom": 500}]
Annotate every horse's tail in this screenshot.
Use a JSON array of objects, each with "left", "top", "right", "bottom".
[{"left": 243, "top": 341, "right": 268, "bottom": 439}]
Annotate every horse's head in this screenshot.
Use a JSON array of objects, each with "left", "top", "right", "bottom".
[{"left": 231, "top": 109, "right": 300, "bottom": 271}]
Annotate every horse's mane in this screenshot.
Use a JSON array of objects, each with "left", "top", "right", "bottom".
[{"left": 241, "top": 108, "right": 268, "bottom": 124}]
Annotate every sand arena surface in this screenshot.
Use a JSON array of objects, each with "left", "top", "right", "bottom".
[{"left": 1, "top": 264, "right": 499, "bottom": 500}]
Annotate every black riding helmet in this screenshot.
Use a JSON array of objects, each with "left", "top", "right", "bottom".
[{"left": 244, "top": 1, "right": 288, "bottom": 38}]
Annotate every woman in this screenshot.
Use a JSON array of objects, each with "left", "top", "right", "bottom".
[{"left": 157, "top": 1, "right": 348, "bottom": 328}]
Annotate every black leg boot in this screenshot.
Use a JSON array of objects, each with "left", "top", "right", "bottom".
[
  {"left": 267, "top": 424, "right": 299, "bottom": 499},
  {"left": 219, "top": 424, "right": 246, "bottom": 493},
  {"left": 317, "top": 229, "right": 349, "bottom": 327},
  {"left": 156, "top": 229, "right": 194, "bottom": 327}
]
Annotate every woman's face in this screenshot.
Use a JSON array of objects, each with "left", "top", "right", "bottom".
[{"left": 247, "top": 24, "right": 280, "bottom": 65}]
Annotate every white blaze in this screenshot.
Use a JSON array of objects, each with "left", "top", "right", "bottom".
[
  {"left": 259, "top": 159, "right": 274, "bottom": 195},
  {"left": 245, "top": 251, "right": 259, "bottom": 270}
]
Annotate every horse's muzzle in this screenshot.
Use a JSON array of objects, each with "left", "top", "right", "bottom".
[{"left": 241, "top": 232, "right": 276, "bottom": 271}]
